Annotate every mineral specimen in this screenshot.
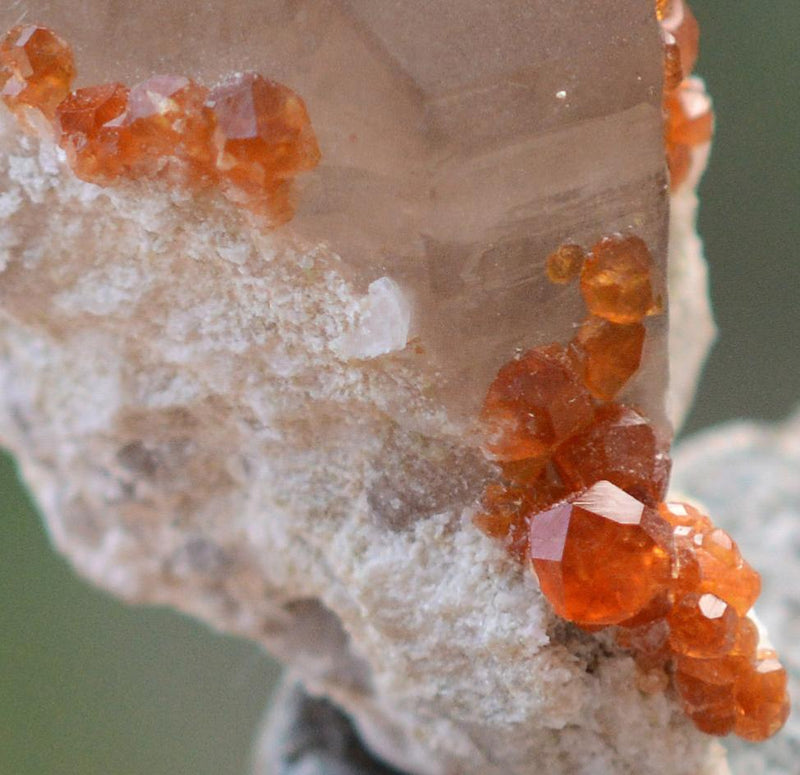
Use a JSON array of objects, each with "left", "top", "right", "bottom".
[
  {"left": 0, "top": 25, "right": 74, "bottom": 121},
  {"left": 477, "top": 226, "right": 789, "bottom": 741},
  {"left": 0, "top": 1, "right": 751, "bottom": 773},
  {"left": 1, "top": 26, "right": 320, "bottom": 223},
  {"left": 660, "top": 0, "right": 714, "bottom": 190}
]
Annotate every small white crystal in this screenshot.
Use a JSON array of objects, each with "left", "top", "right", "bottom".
[{"left": 332, "top": 276, "right": 411, "bottom": 360}]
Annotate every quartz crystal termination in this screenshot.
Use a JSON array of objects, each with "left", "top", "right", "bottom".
[{"left": 0, "top": 2, "right": 729, "bottom": 774}]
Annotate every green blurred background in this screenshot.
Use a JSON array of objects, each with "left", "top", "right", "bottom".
[{"left": 0, "top": 2, "right": 798, "bottom": 773}]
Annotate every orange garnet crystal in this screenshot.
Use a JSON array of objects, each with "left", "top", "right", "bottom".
[
  {"left": 56, "top": 83, "right": 130, "bottom": 183},
  {"left": 480, "top": 345, "right": 594, "bottom": 464},
  {"left": 207, "top": 72, "right": 321, "bottom": 219},
  {"left": 0, "top": 25, "right": 75, "bottom": 120},
  {"left": 116, "top": 75, "right": 217, "bottom": 184},
  {"left": 529, "top": 481, "right": 670, "bottom": 627},
  {"left": 580, "top": 235, "right": 656, "bottom": 324}
]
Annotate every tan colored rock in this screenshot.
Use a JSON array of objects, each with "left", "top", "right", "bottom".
[{"left": 0, "top": 2, "right": 721, "bottom": 773}]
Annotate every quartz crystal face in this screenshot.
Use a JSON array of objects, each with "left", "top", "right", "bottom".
[{"left": 529, "top": 482, "right": 671, "bottom": 627}]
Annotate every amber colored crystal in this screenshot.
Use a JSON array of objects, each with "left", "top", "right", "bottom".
[
  {"left": 0, "top": 25, "right": 75, "bottom": 120},
  {"left": 668, "top": 593, "right": 738, "bottom": 658},
  {"left": 481, "top": 345, "right": 594, "bottom": 463},
  {"left": 674, "top": 669, "right": 736, "bottom": 736},
  {"left": 115, "top": 75, "right": 217, "bottom": 184},
  {"left": 666, "top": 505, "right": 761, "bottom": 615},
  {"left": 659, "top": 500, "right": 712, "bottom": 532},
  {"left": 529, "top": 481, "right": 671, "bottom": 627},
  {"left": 666, "top": 85, "right": 714, "bottom": 147},
  {"left": 207, "top": 72, "right": 321, "bottom": 220},
  {"left": 545, "top": 244, "right": 584, "bottom": 284},
  {"left": 473, "top": 482, "right": 534, "bottom": 562},
  {"left": 571, "top": 316, "right": 645, "bottom": 400},
  {"left": 662, "top": 39, "right": 684, "bottom": 92},
  {"left": 666, "top": 139, "right": 691, "bottom": 190},
  {"left": 696, "top": 528, "right": 761, "bottom": 615},
  {"left": 580, "top": 235, "right": 655, "bottom": 324},
  {"left": 56, "top": 83, "right": 130, "bottom": 183},
  {"left": 734, "top": 652, "right": 791, "bottom": 741},
  {"left": 655, "top": 0, "right": 672, "bottom": 22},
  {"left": 553, "top": 404, "right": 670, "bottom": 506},
  {"left": 671, "top": 2, "right": 700, "bottom": 77}
]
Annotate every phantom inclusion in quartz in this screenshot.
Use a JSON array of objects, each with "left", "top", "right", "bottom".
[
  {"left": 476, "top": 228, "right": 790, "bottom": 741},
  {"left": 0, "top": 24, "right": 320, "bottom": 223}
]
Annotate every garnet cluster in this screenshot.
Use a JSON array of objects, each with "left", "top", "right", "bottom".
[
  {"left": 659, "top": 0, "right": 713, "bottom": 190},
  {"left": 0, "top": 25, "right": 320, "bottom": 224},
  {"left": 477, "top": 234, "right": 789, "bottom": 741}
]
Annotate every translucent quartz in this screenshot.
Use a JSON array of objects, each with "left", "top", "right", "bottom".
[{"left": 0, "top": 0, "right": 668, "bottom": 429}]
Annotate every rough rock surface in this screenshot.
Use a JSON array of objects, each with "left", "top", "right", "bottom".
[{"left": 0, "top": 3, "right": 725, "bottom": 773}]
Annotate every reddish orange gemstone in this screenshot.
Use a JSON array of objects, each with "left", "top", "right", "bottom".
[
  {"left": 617, "top": 590, "right": 672, "bottom": 630},
  {"left": 571, "top": 316, "right": 645, "bottom": 400},
  {"left": 663, "top": 0, "right": 700, "bottom": 76},
  {"left": 663, "top": 38, "right": 684, "bottom": 92},
  {"left": 481, "top": 345, "right": 594, "bottom": 463},
  {"left": 207, "top": 72, "right": 321, "bottom": 220},
  {"left": 659, "top": 500, "right": 713, "bottom": 532},
  {"left": 666, "top": 82, "right": 714, "bottom": 147},
  {"left": 697, "top": 528, "right": 761, "bottom": 615},
  {"left": 668, "top": 593, "right": 738, "bottom": 658},
  {"left": 553, "top": 404, "right": 671, "bottom": 506},
  {"left": 667, "top": 510, "right": 761, "bottom": 616},
  {"left": 529, "top": 481, "right": 671, "bottom": 627},
  {"left": 56, "top": 83, "right": 130, "bottom": 183},
  {"left": 733, "top": 652, "right": 791, "bottom": 741},
  {"left": 0, "top": 25, "right": 75, "bottom": 120},
  {"left": 580, "top": 235, "right": 656, "bottom": 324},
  {"left": 674, "top": 669, "right": 736, "bottom": 736},
  {"left": 115, "top": 75, "right": 217, "bottom": 184},
  {"left": 473, "top": 482, "right": 534, "bottom": 562},
  {"left": 666, "top": 138, "right": 691, "bottom": 190},
  {"left": 545, "top": 243, "right": 584, "bottom": 284},
  {"left": 655, "top": 0, "right": 672, "bottom": 22}
]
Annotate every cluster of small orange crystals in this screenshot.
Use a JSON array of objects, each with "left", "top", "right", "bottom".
[
  {"left": 658, "top": 1, "right": 713, "bottom": 190},
  {"left": 476, "top": 235, "right": 790, "bottom": 741},
  {"left": 0, "top": 25, "right": 320, "bottom": 224}
]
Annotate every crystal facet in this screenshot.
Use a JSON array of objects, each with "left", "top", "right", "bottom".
[
  {"left": 580, "top": 235, "right": 656, "bottom": 324},
  {"left": 529, "top": 482, "right": 670, "bottom": 627},
  {"left": 0, "top": 25, "right": 75, "bottom": 120}
]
